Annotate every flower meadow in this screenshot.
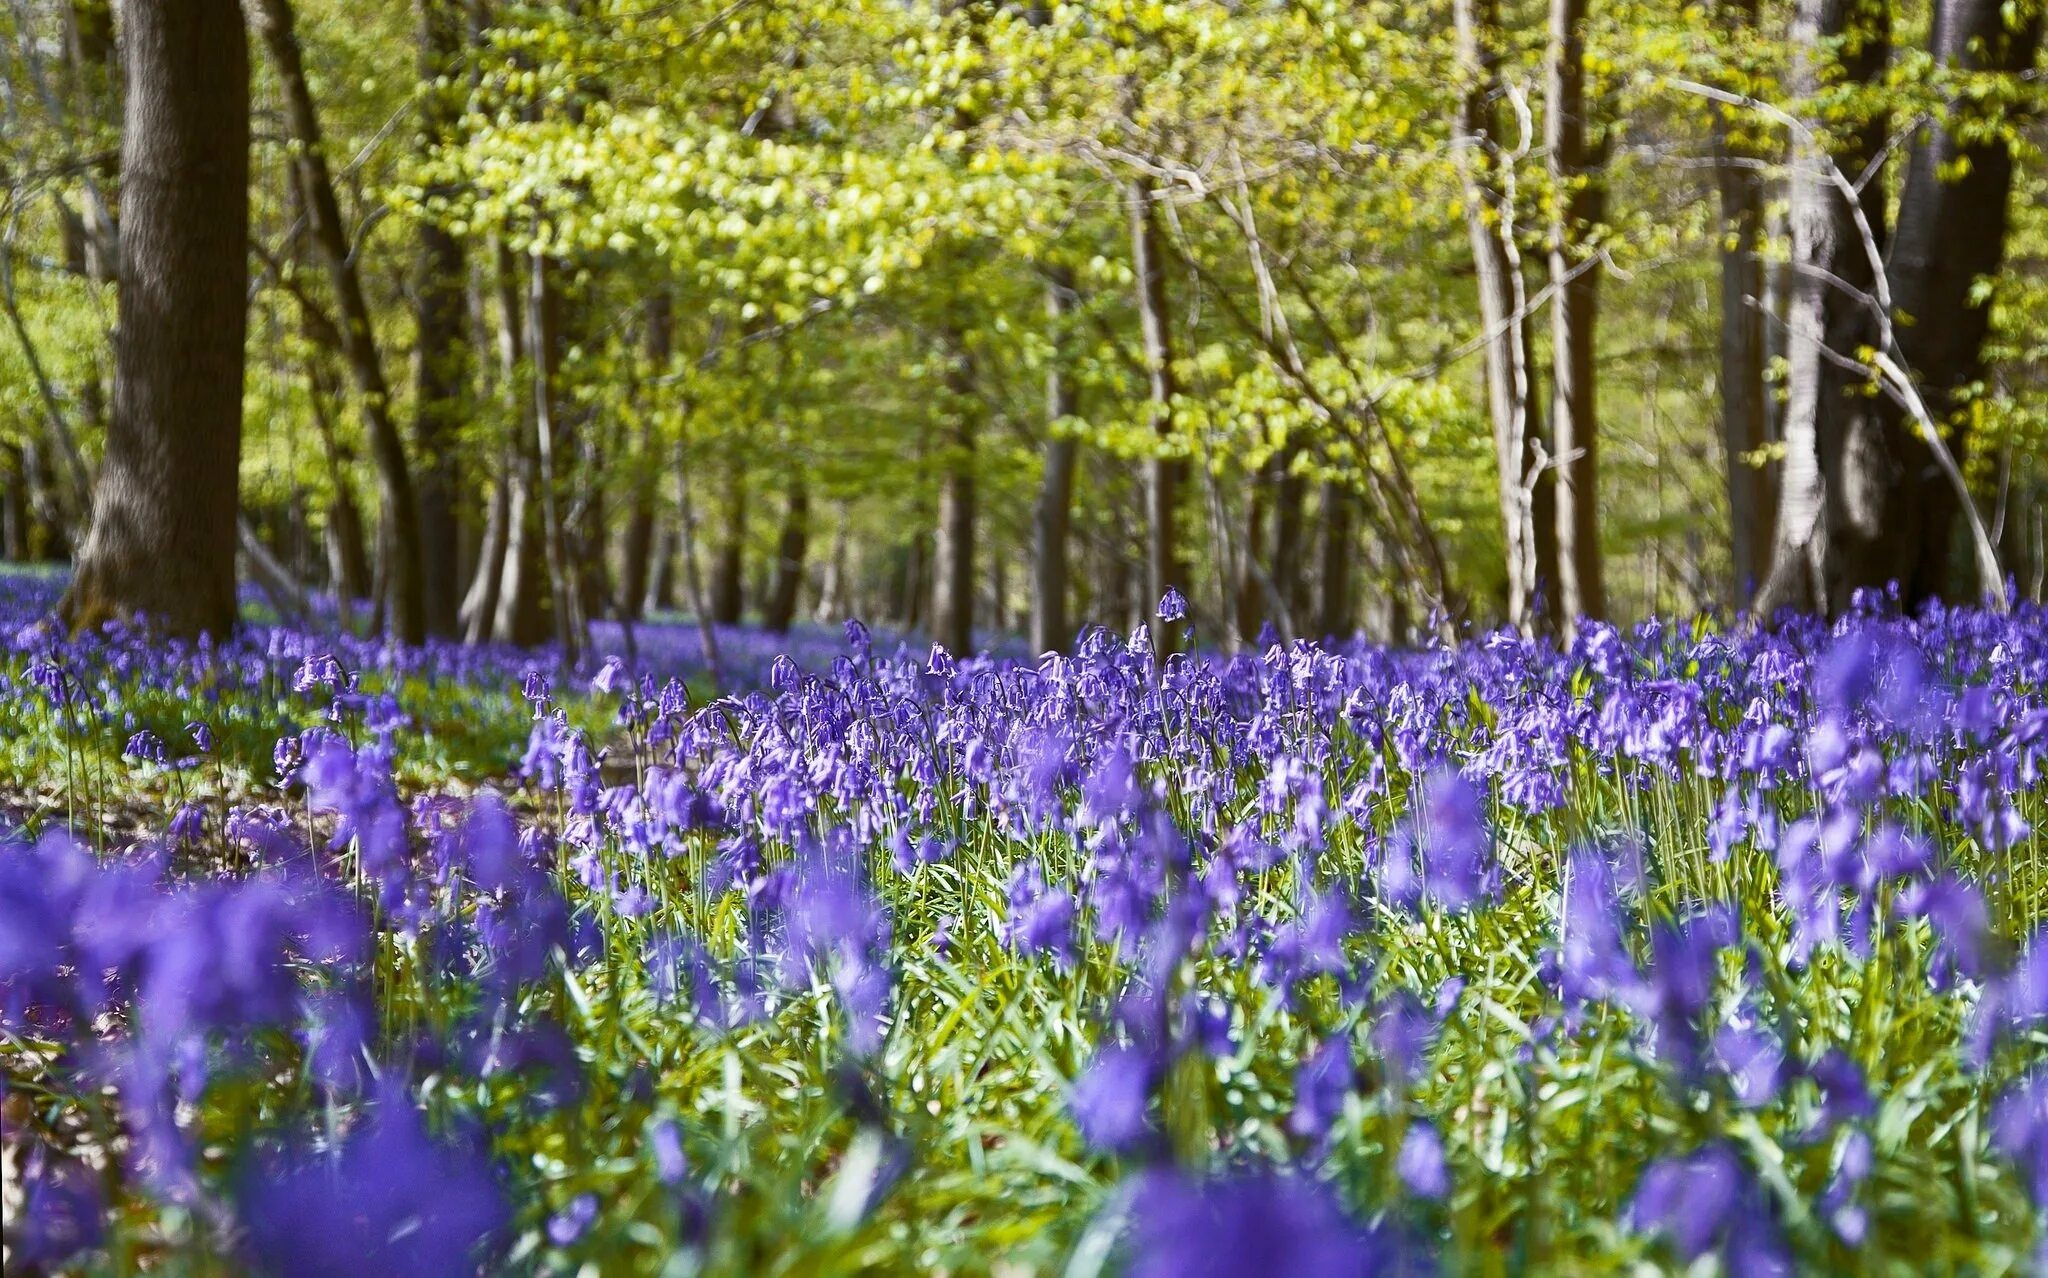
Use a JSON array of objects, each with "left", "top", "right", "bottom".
[{"left": 9, "top": 572, "right": 2048, "bottom": 1274}]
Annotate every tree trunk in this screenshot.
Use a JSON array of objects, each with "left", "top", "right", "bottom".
[
  {"left": 710, "top": 459, "right": 746, "bottom": 624},
  {"left": 932, "top": 335, "right": 978, "bottom": 655},
  {"left": 1235, "top": 466, "right": 1270, "bottom": 644},
  {"left": 1032, "top": 269, "right": 1080, "bottom": 654},
  {"left": 1545, "top": 0, "right": 1607, "bottom": 628},
  {"left": 1867, "top": 0, "right": 2041, "bottom": 607},
  {"left": 20, "top": 441, "right": 70, "bottom": 561},
  {"left": 647, "top": 526, "right": 676, "bottom": 614},
  {"left": 251, "top": 0, "right": 426, "bottom": 642},
  {"left": 308, "top": 360, "right": 372, "bottom": 610},
  {"left": 62, "top": 0, "right": 247, "bottom": 638},
  {"left": 1, "top": 444, "right": 28, "bottom": 562},
  {"left": 527, "top": 245, "right": 584, "bottom": 656},
  {"left": 1271, "top": 447, "right": 1309, "bottom": 625},
  {"left": 461, "top": 456, "right": 509, "bottom": 642},
  {"left": 57, "top": 0, "right": 118, "bottom": 285},
  {"left": 673, "top": 435, "right": 723, "bottom": 684},
  {"left": 1711, "top": 0, "right": 1775, "bottom": 606},
  {"left": 412, "top": 0, "right": 468, "bottom": 637},
  {"left": 1317, "top": 481, "right": 1357, "bottom": 639},
  {"left": 618, "top": 294, "right": 672, "bottom": 621},
  {"left": 763, "top": 475, "right": 811, "bottom": 633},
  {"left": 1756, "top": 0, "right": 1890, "bottom": 616},
  {"left": 619, "top": 488, "right": 657, "bottom": 622},
  {"left": 1454, "top": 0, "right": 1558, "bottom": 633},
  {"left": 1130, "top": 180, "right": 1188, "bottom": 655},
  {"left": 815, "top": 512, "right": 848, "bottom": 622},
  {"left": 491, "top": 241, "right": 549, "bottom": 646}
]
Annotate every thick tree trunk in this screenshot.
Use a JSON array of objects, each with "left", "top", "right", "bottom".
[
  {"left": 412, "top": 0, "right": 468, "bottom": 637},
  {"left": 1454, "top": 0, "right": 1558, "bottom": 633},
  {"left": 1756, "top": 0, "right": 1890, "bottom": 616},
  {"left": 932, "top": 335, "right": 978, "bottom": 655},
  {"left": 1130, "top": 180, "right": 1188, "bottom": 655},
  {"left": 251, "top": 0, "right": 427, "bottom": 642},
  {"left": 1545, "top": 0, "right": 1607, "bottom": 628},
  {"left": 1032, "top": 269, "right": 1080, "bottom": 653},
  {"left": 62, "top": 0, "right": 247, "bottom": 638},
  {"left": 1711, "top": 1, "right": 1775, "bottom": 606},
  {"left": 1867, "top": 0, "right": 2041, "bottom": 607},
  {"left": 763, "top": 476, "right": 811, "bottom": 634}
]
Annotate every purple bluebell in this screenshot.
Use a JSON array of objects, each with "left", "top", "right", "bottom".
[
  {"left": 1125, "top": 1170, "right": 1423, "bottom": 1278},
  {"left": 1629, "top": 1143, "right": 1789, "bottom": 1275},
  {"left": 1069, "top": 1043, "right": 1157, "bottom": 1153},
  {"left": 1397, "top": 1121, "right": 1451, "bottom": 1200},
  {"left": 1290, "top": 1036, "right": 1354, "bottom": 1139},
  {"left": 242, "top": 1086, "right": 508, "bottom": 1278}
]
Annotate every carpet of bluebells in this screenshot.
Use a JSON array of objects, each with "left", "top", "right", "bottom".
[{"left": 9, "top": 567, "right": 2048, "bottom": 1274}]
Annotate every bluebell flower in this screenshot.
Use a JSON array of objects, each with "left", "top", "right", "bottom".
[
  {"left": 548, "top": 1193, "right": 600, "bottom": 1246},
  {"left": 11, "top": 1157, "right": 102, "bottom": 1271},
  {"left": 1397, "top": 1121, "right": 1450, "bottom": 1200},
  {"left": 1629, "top": 1143, "right": 1789, "bottom": 1275},
  {"left": 1289, "top": 1037, "right": 1353, "bottom": 1139},
  {"left": 1070, "top": 1043, "right": 1157, "bottom": 1153},
  {"left": 1126, "top": 1170, "right": 1422, "bottom": 1278},
  {"left": 242, "top": 1085, "right": 508, "bottom": 1278}
]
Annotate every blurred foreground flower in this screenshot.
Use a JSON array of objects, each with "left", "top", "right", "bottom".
[
  {"left": 1126, "top": 1170, "right": 1428, "bottom": 1277},
  {"left": 242, "top": 1086, "right": 508, "bottom": 1278}
]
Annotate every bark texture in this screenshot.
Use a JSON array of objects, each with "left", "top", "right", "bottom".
[
  {"left": 1454, "top": 0, "right": 1558, "bottom": 632},
  {"left": 763, "top": 477, "right": 811, "bottom": 634},
  {"left": 1545, "top": 0, "right": 1607, "bottom": 627},
  {"left": 412, "top": 0, "right": 469, "bottom": 636},
  {"left": 1712, "top": 0, "right": 1775, "bottom": 605},
  {"left": 63, "top": 0, "right": 248, "bottom": 638},
  {"left": 1757, "top": 0, "right": 1891, "bottom": 615}
]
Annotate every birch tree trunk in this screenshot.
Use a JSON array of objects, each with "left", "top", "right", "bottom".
[
  {"left": 1454, "top": 0, "right": 1557, "bottom": 633},
  {"left": 1756, "top": 0, "right": 1890, "bottom": 616}
]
